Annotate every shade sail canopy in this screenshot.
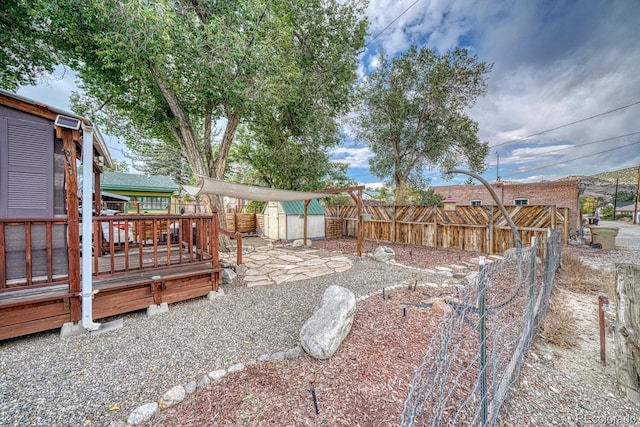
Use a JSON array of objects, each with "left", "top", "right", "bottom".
[{"left": 184, "top": 177, "right": 329, "bottom": 202}]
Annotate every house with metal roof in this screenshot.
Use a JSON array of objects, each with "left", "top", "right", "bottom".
[
  {"left": 101, "top": 172, "right": 180, "bottom": 213},
  {"left": 263, "top": 199, "right": 326, "bottom": 241}
]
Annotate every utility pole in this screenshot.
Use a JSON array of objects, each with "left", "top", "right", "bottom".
[
  {"left": 634, "top": 165, "right": 640, "bottom": 225},
  {"left": 613, "top": 178, "right": 619, "bottom": 221},
  {"left": 496, "top": 151, "right": 500, "bottom": 182}
]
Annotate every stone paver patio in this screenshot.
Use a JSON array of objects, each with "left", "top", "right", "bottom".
[{"left": 222, "top": 245, "right": 353, "bottom": 287}]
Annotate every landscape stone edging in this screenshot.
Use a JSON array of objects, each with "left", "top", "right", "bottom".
[{"left": 120, "top": 344, "right": 304, "bottom": 426}]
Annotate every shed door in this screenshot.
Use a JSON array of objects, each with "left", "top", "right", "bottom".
[
  {"left": 0, "top": 117, "right": 53, "bottom": 218},
  {"left": 265, "top": 202, "right": 279, "bottom": 240}
]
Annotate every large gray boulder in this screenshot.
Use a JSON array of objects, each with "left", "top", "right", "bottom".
[
  {"left": 300, "top": 285, "right": 356, "bottom": 359},
  {"left": 372, "top": 246, "right": 395, "bottom": 262}
]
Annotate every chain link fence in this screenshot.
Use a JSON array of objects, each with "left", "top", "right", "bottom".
[{"left": 401, "top": 228, "right": 562, "bottom": 426}]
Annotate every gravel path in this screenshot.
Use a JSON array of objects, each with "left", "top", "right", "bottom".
[
  {"left": 502, "top": 221, "right": 640, "bottom": 425},
  {"left": 0, "top": 247, "right": 443, "bottom": 426}
]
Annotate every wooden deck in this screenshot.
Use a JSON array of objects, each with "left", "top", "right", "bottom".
[{"left": 0, "top": 212, "right": 241, "bottom": 341}]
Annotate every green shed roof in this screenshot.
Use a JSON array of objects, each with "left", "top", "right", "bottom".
[
  {"left": 101, "top": 172, "right": 179, "bottom": 193},
  {"left": 280, "top": 199, "right": 326, "bottom": 215}
]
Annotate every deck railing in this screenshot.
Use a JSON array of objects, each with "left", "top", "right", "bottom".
[
  {"left": 0, "top": 218, "right": 70, "bottom": 290},
  {"left": 1, "top": 211, "right": 243, "bottom": 289},
  {"left": 91, "top": 214, "right": 221, "bottom": 277}
]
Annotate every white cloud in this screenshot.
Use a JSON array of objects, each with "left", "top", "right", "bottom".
[
  {"left": 330, "top": 146, "right": 373, "bottom": 168},
  {"left": 17, "top": 65, "right": 79, "bottom": 112},
  {"left": 361, "top": 181, "right": 385, "bottom": 189}
]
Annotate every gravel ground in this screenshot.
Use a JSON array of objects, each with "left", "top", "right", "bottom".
[
  {"left": 0, "top": 243, "right": 444, "bottom": 427},
  {"left": 501, "top": 221, "right": 640, "bottom": 425}
]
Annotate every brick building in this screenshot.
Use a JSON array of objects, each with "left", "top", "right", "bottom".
[{"left": 433, "top": 180, "right": 581, "bottom": 232}]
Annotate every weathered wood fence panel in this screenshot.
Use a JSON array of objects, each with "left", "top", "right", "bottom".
[
  {"left": 325, "top": 205, "right": 567, "bottom": 255},
  {"left": 615, "top": 263, "right": 640, "bottom": 404}
]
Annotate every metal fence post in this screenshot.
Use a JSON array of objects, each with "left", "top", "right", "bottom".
[
  {"left": 478, "top": 256, "right": 488, "bottom": 427},
  {"left": 528, "top": 237, "right": 538, "bottom": 344}
]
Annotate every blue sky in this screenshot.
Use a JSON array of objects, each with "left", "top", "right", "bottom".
[{"left": 18, "top": 0, "right": 640, "bottom": 188}]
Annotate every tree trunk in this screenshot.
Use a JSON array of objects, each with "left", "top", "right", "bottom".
[{"left": 615, "top": 263, "right": 640, "bottom": 404}]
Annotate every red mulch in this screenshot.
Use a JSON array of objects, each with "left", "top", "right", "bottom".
[{"left": 146, "top": 239, "right": 480, "bottom": 426}]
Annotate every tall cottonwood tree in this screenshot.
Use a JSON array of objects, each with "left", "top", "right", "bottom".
[
  {"left": 0, "top": 0, "right": 58, "bottom": 90},
  {"left": 45, "top": 0, "right": 366, "bottom": 224},
  {"left": 355, "top": 45, "right": 491, "bottom": 203}
]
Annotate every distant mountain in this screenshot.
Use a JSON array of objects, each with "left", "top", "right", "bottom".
[
  {"left": 591, "top": 166, "right": 639, "bottom": 185},
  {"left": 556, "top": 166, "right": 638, "bottom": 199}
]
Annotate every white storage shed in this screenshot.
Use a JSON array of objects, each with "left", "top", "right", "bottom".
[{"left": 263, "top": 199, "right": 326, "bottom": 241}]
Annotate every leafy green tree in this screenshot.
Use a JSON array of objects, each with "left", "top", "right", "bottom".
[
  {"left": 245, "top": 201, "right": 266, "bottom": 214},
  {"left": 580, "top": 196, "right": 597, "bottom": 214},
  {"left": 126, "top": 140, "right": 192, "bottom": 186},
  {"left": 601, "top": 205, "right": 614, "bottom": 220},
  {"left": 616, "top": 191, "right": 636, "bottom": 203},
  {"left": 230, "top": 127, "right": 356, "bottom": 191},
  {"left": 103, "top": 159, "right": 130, "bottom": 173},
  {"left": 354, "top": 45, "right": 491, "bottom": 203},
  {"left": 408, "top": 188, "right": 443, "bottom": 206},
  {"left": 0, "top": 0, "right": 57, "bottom": 90},
  {"left": 47, "top": 0, "right": 366, "bottom": 228}
]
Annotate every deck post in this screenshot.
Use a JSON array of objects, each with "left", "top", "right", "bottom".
[
  {"left": 235, "top": 232, "right": 242, "bottom": 266},
  {"left": 62, "top": 128, "right": 82, "bottom": 322},
  {"left": 212, "top": 209, "right": 220, "bottom": 291},
  {"left": 80, "top": 124, "right": 100, "bottom": 330}
]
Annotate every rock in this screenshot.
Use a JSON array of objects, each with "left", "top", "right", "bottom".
[
  {"left": 293, "top": 239, "right": 312, "bottom": 248},
  {"left": 208, "top": 369, "right": 226, "bottom": 381},
  {"left": 257, "top": 354, "right": 270, "bottom": 362},
  {"left": 271, "top": 351, "right": 286, "bottom": 360},
  {"left": 60, "top": 322, "right": 84, "bottom": 339},
  {"left": 184, "top": 381, "right": 197, "bottom": 394},
  {"left": 160, "top": 385, "right": 186, "bottom": 408},
  {"left": 227, "top": 363, "right": 245, "bottom": 373},
  {"left": 300, "top": 285, "right": 356, "bottom": 359},
  {"left": 108, "top": 421, "right": 127, "bottom": 427},
  {"left": 372, "top": 246, "right": 395, "bottom": 262},
  {"left": 430, "top": 298, "right": 447, "bottom": 318},
  {"left": 207, "top": 289, "right": 225, "bottom": 300},
  {"left": 220, "top": 261, "right": 235, "bottom": 269},
  {"left": 127, "top": 402, "right": 158, "bottom": 425},
  {"left": 146, "top": 302, "right": 169, "bottom": 318},
  {"left": 221, "top": 268, "right": 237, "bottom": 284},
  {"left": 235, "top": 264, "right": 248, "bottom": 276},
  {"left": 285, "top": 345, "right": 304, "bottom": 360},
  {"left": 196, "top": 374, "right": 210, "bottom": 388},
  {"left": 463, "top": 272, "right": 479, "bottom": 286}
]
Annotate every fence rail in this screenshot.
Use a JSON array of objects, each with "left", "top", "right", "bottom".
[
  {"left": 400, "top": 228, "right": 562, "bottom": 426},
  {"left": 325, "top": 205, "right": 568, "bottom": 255}
]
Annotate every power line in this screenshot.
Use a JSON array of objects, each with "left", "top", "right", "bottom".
[
  {"left": 493, "top": 100, "right": 640, "bottom": 148},
  {"left": 367, "top": 0, "right": 422, "bottom": 46},
  {"left": 503, "top": 140, "right": 640, "bottom": 178},
  {"left": 491, "top": 130, "right": 640, "bottom": 165}
]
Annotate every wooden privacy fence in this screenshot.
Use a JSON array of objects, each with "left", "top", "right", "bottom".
[
  {"left": 225, "top": 213, "right": 257, "bottom": 233},
  {"left": 325, "top": 205, "right": 569, "bottom": 256}
]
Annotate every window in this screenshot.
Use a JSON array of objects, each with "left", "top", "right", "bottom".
[
  {"left": 514, "top": 198, "right": 529, "bottom": 206},
  {"left": 128, "top": 196, "right": 170, "bottom": 210},
  {"left": 470, "top": 200, "right": 482, "bottom": 206}
]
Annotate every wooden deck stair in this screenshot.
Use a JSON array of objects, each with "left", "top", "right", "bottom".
[{"left": 91, "top": 262, "right": 222, "bottom": 319}]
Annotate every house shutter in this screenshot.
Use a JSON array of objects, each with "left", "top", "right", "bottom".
[{"left": 0, "top": 117, "right": 53, "bottom": 218}]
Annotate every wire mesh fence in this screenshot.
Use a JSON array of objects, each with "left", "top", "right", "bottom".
[{"left": 401, "top": 228, "right": 562, "bottom": 426}]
